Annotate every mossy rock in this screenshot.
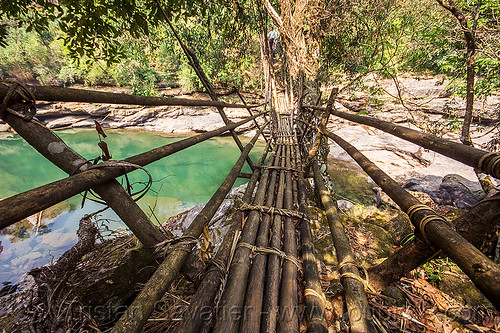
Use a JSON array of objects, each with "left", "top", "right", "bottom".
[
  {"left": 77, "top": 245, "right": 157, "bottom": 322},
  {"left": 438, "top": 265, "right": 492, "bottom": 308},
  {"left": 327, "top": 159, "right": 374, "bottom": 206}
]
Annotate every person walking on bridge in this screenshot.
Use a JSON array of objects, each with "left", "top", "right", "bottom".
[{"left": 267, "top": 26, "right": 278, "bottom": 58}]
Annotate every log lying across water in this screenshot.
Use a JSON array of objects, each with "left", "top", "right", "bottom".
[
  {"left": 0, "top": 113, "right": 264, "bottom": 229},
  {"left": 112, "top": 126, "right": 264, "bottom": 333},
  {"left": 323, "top": 129, "right": 500, "bottom": 309},
  {"left": 306, "top": 104, "right": 500, "bottom": 180}
]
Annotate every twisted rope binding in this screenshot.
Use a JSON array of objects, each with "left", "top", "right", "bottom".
[
  {"left": 304, "top": 288, "right": 328, "bottom": 308},
  {"left": 0, "top": 81, "right": 36, "bottom": 120},
  {"left": 338, "top": 260, "right": 374, "bottom": 292},
  {"left": 237, "top": 242, "right": 302, "bottom": 270},
  {"left": 154, "top": 235, "right": 198, "bottom": 258},
  {"left": 235, "top": 200, "right": 315, "bottom": 221},
  {"left": 203, "top": 257, "right": 227, "bottom": 282},
  {"left": 255, "top": 165, "right": 301, "bottom": 173},
  {"left": 406, "top": 203, "right": 452, "bottom": 242}
]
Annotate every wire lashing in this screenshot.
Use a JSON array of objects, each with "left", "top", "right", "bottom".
[{"left": 0, "top": 81, "right": 36, "bottom": 120}]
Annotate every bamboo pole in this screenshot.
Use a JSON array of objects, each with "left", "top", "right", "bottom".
[
  {"left": 236, "top": 89, "right": 269, "bottom": 143},
  {"left": 155, "top": 2, "right": 255, "bottom": 171},
  {"left": 297, "top": 152, "right": 329, "bottom": 332},
  {"left": 306, "top": 88, "right": 337, "bottom": 166},
  {"left": 312, "top": 161, "right": 375, "bottom": 333},
  {"left": 323, "top": 130, "right": 500, "bottom": 309},
  {"left": 239, "top": 144, "right": 282, "bottom": 332},
  {"left": 212, "top": 147, "right": 280, "bottom": 333},
  {"left": 2, "top": 110, "right": 165, "bottom": 249},
  {"left": 261, "top": 150, "right": 286, "bottom": 332},
  {"left": 0, "top": 113, "right": 264, "bottom": 228},
  {"left": 175, "top": 141, "right": 271, "bottom": 333},
  {"left": 0, "top": 84, "right": 256, "bottom": 109},
  {"left": 306, "top": 104, "right": 500, "bottom": 179},
  {"left": 278, "top": 144, "right": 299, "bottom": 333},
  {"left": 111, "top": 127, "right": 263, "bottom": 333}
]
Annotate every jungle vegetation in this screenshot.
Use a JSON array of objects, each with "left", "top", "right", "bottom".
[{"left": 0, "top": 0, "right": 498, "bottom": 103}]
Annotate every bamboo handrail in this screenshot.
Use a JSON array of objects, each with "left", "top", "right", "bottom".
[
  {"left": 305, "top": 104, "right": 500, "bottom": 180},
  {"left": 0, "top": 84, "right": 258, "bottom": 109}
]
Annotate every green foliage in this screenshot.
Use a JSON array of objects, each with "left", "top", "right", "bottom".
[{"left": 131, "top": 67, "right": 162, "bottom": 96}]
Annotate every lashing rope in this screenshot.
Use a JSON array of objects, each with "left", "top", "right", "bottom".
[
  {"left": 235, "top": 200, "right": 316, "bottom": 221},
  {"left": 406, "top": 204, "right": 453, "bottom": 242},
  {"left": 237, "top": 241, "right": 302, "bottom": 270},
  {"left": 154, "top": 235, "right": 199, "bottom": 258}
]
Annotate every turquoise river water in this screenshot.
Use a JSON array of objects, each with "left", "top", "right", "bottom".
[{"left": 0, "top": 129, "right": 263, "bottom": 284}]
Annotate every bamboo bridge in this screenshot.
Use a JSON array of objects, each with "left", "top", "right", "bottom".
[{"left": 0, "top": 78, "right": 500, "bottom": 332}]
